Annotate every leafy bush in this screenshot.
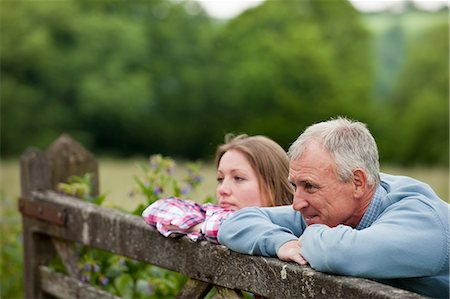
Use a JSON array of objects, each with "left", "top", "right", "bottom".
[
  {"left": 54, "top": 155, "right": 207, "bottom": 298},
  {"left": 0, "top": 193, "right": 24, "bottom": 298},
  {"left": 130, "top": 154, "right": 209, "bottom": 215},
  {"left": 0, "top": 155, "right": 208, "bottom": 298}
]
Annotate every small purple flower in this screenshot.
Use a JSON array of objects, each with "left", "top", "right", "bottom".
[
  {"left": 99, "top": 276, "right": 109, "bottom": 286},
  {"left": 153, "top": 186, "right": 163, "bottom": 195},
  {"left": 192, "top": 175, "right": 203, "bottom": 184},
  {"left": 81, "top": 274, "right": 91, "bottom": 283},
  {"left": 83, "top": 263, "right": 91, "bottom": 271},
  {"left": 119, "top": 258, "right": 126, "bottom": 265},
  {"left": 180, "top": 185, "right": 191, "bottom": 195},
  {"left": 150, "top": 155, "right": 161, "bottom": 169},
  {"left": 166, "top": 167, "right": 175, "bottom": 175},
  {"left": 93, "top": 263, "right": 100, "bottom": 273}
]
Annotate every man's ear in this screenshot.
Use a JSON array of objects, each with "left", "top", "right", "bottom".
[{"left": 352, "top": 168, "right": 368, "bottom": 198}]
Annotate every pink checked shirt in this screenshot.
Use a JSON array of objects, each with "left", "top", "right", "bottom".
[{"left": 142, "top": 197, "right": 234, "bottom": 244}]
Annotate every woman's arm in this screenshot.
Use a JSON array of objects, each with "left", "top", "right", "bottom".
[{"left": 142, "top": 197, "right": 207, "bottom": 237}]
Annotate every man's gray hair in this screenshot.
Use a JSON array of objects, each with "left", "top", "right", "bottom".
[{"left": 288, "top": 117, "right": 380, "bottom": 186}]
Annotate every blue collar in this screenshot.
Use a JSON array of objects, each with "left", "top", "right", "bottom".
[{"left": 356, "top": 184, "right": 386, "bottom": 230}]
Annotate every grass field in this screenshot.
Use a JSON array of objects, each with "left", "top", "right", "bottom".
[
  {"left": 0, "top": 158, "right": 219, "bottom": 211},
  {"left": 1, "top": 158, "right": 448, "bottom": 211}
]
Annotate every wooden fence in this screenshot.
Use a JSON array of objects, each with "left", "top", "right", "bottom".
[{"left": 19, "top": 135, "right": 426, "bottom": 299}]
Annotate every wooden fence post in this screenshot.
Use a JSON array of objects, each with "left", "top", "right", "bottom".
[
  {"left": 19, "top": 135, "right": 99, "bottom": 298},
  {"left": 46, "top": 134, "right": 99, "bottom": 196},
  {"left": 20, "top": 148, "right": 55, "bottom": 298},
  {"left": 20, "top": 148, "right": 51, "bottom": 199}
]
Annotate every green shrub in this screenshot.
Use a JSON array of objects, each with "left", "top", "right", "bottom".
[
  {"left": 0, "top": 193, "right": 24, "bottom": 298},
  {"left": 54, "top": 155, "right": 206, "bottom": 298}
]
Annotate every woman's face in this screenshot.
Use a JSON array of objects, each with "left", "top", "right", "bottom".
[{"left": 216, "top": 149, "right": 263, "bottom": 210}]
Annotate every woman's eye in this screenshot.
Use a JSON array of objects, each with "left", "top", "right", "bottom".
[
  {"left": 216, "top": 177, "right": 224, "bottom": 183},
  {"left": 234, "top": 176, "right": 245, "bottom": 182}
]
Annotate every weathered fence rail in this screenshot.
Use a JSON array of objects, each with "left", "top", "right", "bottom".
[{"left": 19, "top": 135, "right": 426, "bottom": 299}]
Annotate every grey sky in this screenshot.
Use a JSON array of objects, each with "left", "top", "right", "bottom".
[{"left": 195, "top": 0, "right": 448, "bottom": 19}]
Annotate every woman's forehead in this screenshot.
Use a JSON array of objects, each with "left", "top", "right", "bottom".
[{"left": 218, "top": 150, "right": 252, "bottom": 170}]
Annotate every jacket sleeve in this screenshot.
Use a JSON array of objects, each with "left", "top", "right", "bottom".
[
  {"left": 218, "top": 205, "right": 306, "bottom": 257},
  {"left": 201, "top": 208, "right": 234, "bottom": 244},
  {"left": 141, "top": 197, "right": 206, "bottom": 237},
  {"left": 301, "top": 199, "right": 448, "bottom": 279}
]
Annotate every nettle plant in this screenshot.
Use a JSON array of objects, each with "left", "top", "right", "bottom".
[
  {"left": 130, "top": 154, "right": 210, "bottom": 216},
  {"left": 55, "top": 155, "right": 210, "bottom": 299}
]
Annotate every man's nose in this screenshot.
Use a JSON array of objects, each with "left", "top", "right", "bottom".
[{"left": 293, "top": 193, "right": 308, "bottom": 211}]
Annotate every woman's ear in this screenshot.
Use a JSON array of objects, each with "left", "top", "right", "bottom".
[{"left": 352, "top": 168, "right": 368, "bottom": 198}]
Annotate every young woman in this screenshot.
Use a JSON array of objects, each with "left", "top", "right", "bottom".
[{"left": 142, "top": 134, "right": 293, "bottom": 243}]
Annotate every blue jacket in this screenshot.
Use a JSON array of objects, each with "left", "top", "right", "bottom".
[{"left": 218, "top": 173, "right": 449, "bottom": 298}]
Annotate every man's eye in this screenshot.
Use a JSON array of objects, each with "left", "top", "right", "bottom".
[{"left": 304, "top": 182, "right": 317, "bottom": 192}]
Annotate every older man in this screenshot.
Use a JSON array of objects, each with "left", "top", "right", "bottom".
[{"left": 218, "top": 117, "right": 449, "bottom": 298}]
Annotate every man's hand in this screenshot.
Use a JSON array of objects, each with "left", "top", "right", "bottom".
[{"left": 277, "top": 238, "right": 308, "bottom": 266}]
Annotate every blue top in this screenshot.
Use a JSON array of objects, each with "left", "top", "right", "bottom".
[{"left": 218, "top": 173, "right": 450, "bottom": 298}]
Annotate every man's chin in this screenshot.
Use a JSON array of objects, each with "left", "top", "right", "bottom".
[{"left": 304, "top": 215, "right": 321, "bottom": 226}]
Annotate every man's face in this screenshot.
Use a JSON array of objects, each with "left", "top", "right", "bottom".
[{"left": 289, "top": 142, "right": 360, "bottom": 228}]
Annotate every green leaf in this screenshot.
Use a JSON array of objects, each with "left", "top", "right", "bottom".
[
  {"left": 114, "top": 273, "right": 134, "bottom": 298},
  {"left": 105, "top": 263, "right": 128, "bottom": 278},
  {"left": 135, "top": 279, "right": 152, "bottom": 297}
]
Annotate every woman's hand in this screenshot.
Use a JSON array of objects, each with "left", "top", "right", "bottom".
[{"left": 187, "top": 223, "right": 203, "bottom": 233}]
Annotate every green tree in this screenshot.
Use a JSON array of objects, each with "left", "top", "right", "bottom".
[
  {"left": 210, "top": 0, "right": 373, "bottom": 149},
  {"left": 374, "top": 21, "right": 407, "bottom": 101},
  {"left": 1, "top": 1, "right": 83, "bottom": 153},
  {"left": 389, "top": 24, "right": 448, "bottom": 165},
  {"left": 0, "top": 0, "right": 215, "bottom": 157}
]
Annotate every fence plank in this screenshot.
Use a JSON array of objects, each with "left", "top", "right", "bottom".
[
  {"left": 52, "top": 239, "right": 81, "bottom": 279},
  {"left": 20, "top": 148, "right": 54, "bottom": 298},
  {"left": 40, "top": 266, "right": 120, "bottom": 299},
  {"left": 20, "top": 148, "right": 51, "bottom": 199},
  {"left": 176, "top": 278, "right": 213, "bottom": 299},
  {"left": 216, "top": 287, "right": 244, "bottom": 299},
  {"left": 26, "top": 191, "right": 425, "bottom": 299},
  {"left": 20, "top": 137, "right": 98, "bottom": 297}
]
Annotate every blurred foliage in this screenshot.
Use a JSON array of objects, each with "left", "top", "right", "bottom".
[
  {"left": 0, "top": 193, "right": 24, "bottom": 298},
  {"left": 2, "top": 156, "right": 206, "bottom": 298},
  {"left": 54, "top": 161, "right": 197, "bottom": 298},
  {"left": 58, "top": 173, "right": 107, "bottom": 205},
  {"left": 1, "top": 0, "right": 448, "bottom": 166},
  {"left": 388, "top": 23, "right": 449, "bottom": 165},
  {"left": 366, "top": 12, "right": 449, "bottom": 166},
  {"left": 210, "top": 0, "right": 374, "bottom": 148},
  {"left": 130, "top": 154, "right": 208, "bottom": 216}
]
